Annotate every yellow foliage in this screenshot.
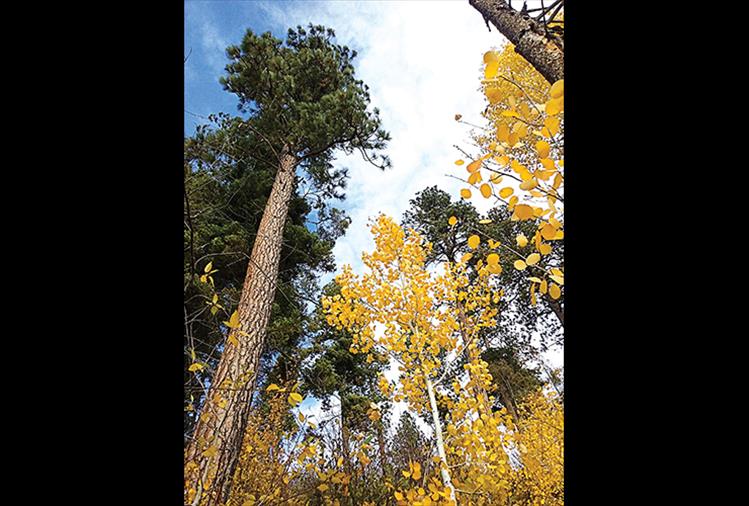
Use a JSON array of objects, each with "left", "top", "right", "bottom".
[{"left": 460, "top": 43, "right": 564, "bottom": 308}]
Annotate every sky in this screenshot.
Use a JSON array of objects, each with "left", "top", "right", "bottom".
[{"left": 185, "top": 0, "right": 562, "bottom": 430}]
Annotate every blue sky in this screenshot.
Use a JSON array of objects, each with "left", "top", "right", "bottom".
[
  {"left": 185, "top": 0, "right": 562, "bottom": 427},
  {"left": 185, "top": 0, "right": 504, "bottom": 272}
]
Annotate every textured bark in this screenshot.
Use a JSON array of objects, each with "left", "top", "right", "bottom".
[
  {"left": 185, "top": 146, "right": 297, "bottom": 506},
  {"left": 548, "top": 298, "right": 564, "bottom": 326},
  {"left": 469, "top": 0, "right": 564, "bottom": 84}
]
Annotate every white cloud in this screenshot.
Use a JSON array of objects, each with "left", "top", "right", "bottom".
[
  {"left": 189, "top": 0, "right": 563, "bottom": 432},
  {"left": 259, "top": 0, "right": 508, "bottom": 277},
  {"left": 261, "top": 0, "right": 566, "bottom": 426}
]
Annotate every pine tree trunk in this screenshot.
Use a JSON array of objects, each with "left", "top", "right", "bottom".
[
  {"left": 469, "top": 0, "right": 564, "bottom": 84},
  {"left": 185, "top": 146, "right": 297, "bottom": 506}
]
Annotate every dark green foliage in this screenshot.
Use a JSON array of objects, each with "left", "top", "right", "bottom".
[
  {"left": 221, "top": 24, "right": 390, "bottom": 171},
  {"left": 185, "top": 24, "right": 391, "bottom": 442},
  {"left": 482, "top": 347, "right": 542, "bottom": 416},
  {"left": 183, "top": 113, "right": 349, "bottom": 439},
  {"left": 401, "top": 186, "right": 560, "bottom": 414},
  {"left": 402, "top": 186, "right": 563, "bottom": 353},
  {"left": 301, "top": 281, "right": 388, "bottom": 432},
  {"left": 388, "top": 412, "right": 433, "bottom": 482}
]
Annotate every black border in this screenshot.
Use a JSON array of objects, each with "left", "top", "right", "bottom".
[{"left": 48, "top": 0, "right": 696, "bottom": 502}]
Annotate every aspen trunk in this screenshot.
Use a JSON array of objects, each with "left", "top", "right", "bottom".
[
  {"left": 426, "top": 376, "right": 457, "bottom": 503},
  {"left": 469, "top": 0, "right": 564, "bottom": 84},
  {"left": 185, "top": 146, "right": 297, "bottom": 506}
]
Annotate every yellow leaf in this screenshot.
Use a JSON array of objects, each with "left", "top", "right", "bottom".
[
  {"left": 188, "top": 363, "right": 204, "bottom": 372},
  {"left": 317, "top": 484, "right": 329, "bottom": 492},
  {"left": 227, "top": 332, "right": 239, "bottom": 347},
  {"left": 454, "top": 159, "right": 464, "bottom": 166},
  {"left": 539, "top": 243, "right": 552, "bottom": 255},
  {"left": 541, "top": 223, "right": 557, "bottom": 240},
  {"left": 467, "top": 235, "right": 480, "bottom": 249},
  {"left": 545, "top": 116, "right": 561, "bottom": 136},
  {"left": 288, "top": 392, "right": 304, "bottom": 407},
  {"left": 468, "top": 171, "right": 482, "bottom": 185},
  {"left": 483, "top": 51, "right": 499, "bottom": 64},
  {"left": 514, "top": 260, "right": 527, "bottom": 271},
  {"left": 549, "top": 283, "right": 562, "bottom": 299},
  {"left": 204, "top": 261, "right": 213, "bottom": 274},
  {"left": 461, "top": 252, "right": 473, "bottom": 263},
  {"left": 528, "top": 276, "right": 542, "bottom": 283},
  {"left": 202, "top": 445, "right": 218, "bottom": 458},
  {"left": 448, "top": 216, "right": 457, "bottom": 226},
  {"left": 479, "top": 219, "right": 493, "bottom": 224},
  {"left": 499, "top": 187, "right": 513, "bottom": 198},
  {"left": 530, "top": 282, "right": 537, "bottom": 306},
  {"left": 516, "top": 234, "right": 528, "bottom": 247},
  {"left": 266, "top": 383, "right": 281, "bottom": 392},
  {"left": 540, "top": 279, "right": 548, "bottom": 294},
  {"left": 536, "top": 140, "right": 551, "bottom": 159},
  {"left": 526, "top": 253, "right": 541, "bottom": 265},
  {"left": 549, "top": 274, "right": 564, "bottom": 285},
  {"left": 486, "top": 253, "right": 499, "bottom": 265},
  {"left": 224, "top": 310, "right": 240, "bottom": 329},
  {"left": 467, "top": 159, "right": 482, "bottom": 173},
  {"left": 460, "top": 188, "right": 472, "bottom": 199},
  {"left": 484, "top": 60, "right": 499, "bottom": 79},
  {"left": 480, "top": 183, "right": 492, "bottom": 198},
  {"left": 395, "top": 491, "right": 404, "bottom": 501},
  {"left": 514, "top": 204, "right": 534, "bottom": 220},
  {"left": 519, "top": 178, "right": 538, "bottom": 191},
  {"left": 485, "top": 87, "right": 502, "bottom": 104},
  {"left": 337, "top": 457, "right": 344, "bottom": 467},
  {"left": 496, "top": 124, "right": 509, "bottom": 143},
  {"left": 546, "top": 96, "right": 564, "bottom": 115},
  {"left": 550, "top": 79, "right": 564, "bottom": 99}
]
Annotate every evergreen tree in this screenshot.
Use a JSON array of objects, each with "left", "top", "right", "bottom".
[
  {"left": 183, "top": 113, "right": 347, "bottom": 441},
  {"left": 301, "top": 281, "right": 390, "bottom": 489},
  {"left": 185, "top": 25, "right": 390, "bottom": 505},
  {"left": 402, "top": 186, "right": 556, "bottom": 418}
]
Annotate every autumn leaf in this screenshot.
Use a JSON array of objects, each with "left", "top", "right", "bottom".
[
  {"left": 288, "top": 392, "right": 304, "bottom": 407},
  {"left": 480, "top": 183, "right": 492, "bottom": 198},
  {"left": 224, "top": 310, "right": 240, "bottom": 329}
]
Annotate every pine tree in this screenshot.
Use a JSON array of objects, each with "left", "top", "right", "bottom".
[{"left": 185, "top": 25, "right": 390, "bottom": 506}]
